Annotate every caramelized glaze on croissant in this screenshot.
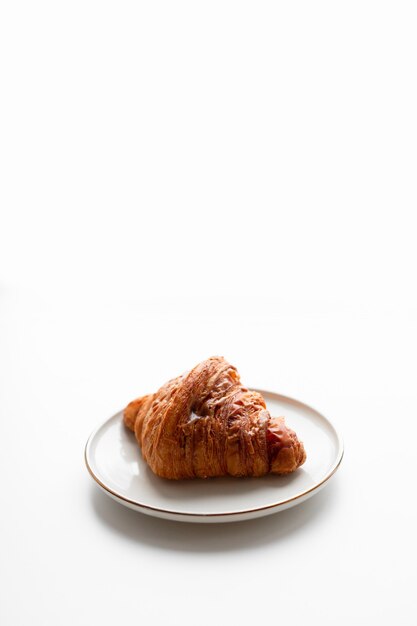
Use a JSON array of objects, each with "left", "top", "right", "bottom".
[{"left": 124, "top": 356, "right": 306, "bottom": 479}]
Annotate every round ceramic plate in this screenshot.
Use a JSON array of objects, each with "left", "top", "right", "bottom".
[{"left": 85, "top": 390, "right": 343, "bottom": 523}]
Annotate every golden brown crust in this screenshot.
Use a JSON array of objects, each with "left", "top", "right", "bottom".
[{"left": 123, "top": 357, "right": 306, "bottom": 479}]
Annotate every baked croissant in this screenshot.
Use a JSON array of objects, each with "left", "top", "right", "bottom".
[{"left": 124, "top": 356, "right": 306, "bottom": 479}]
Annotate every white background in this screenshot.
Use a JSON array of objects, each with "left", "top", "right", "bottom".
[{"left": 1, "top": 1, "right": 416, "bottom": 624}]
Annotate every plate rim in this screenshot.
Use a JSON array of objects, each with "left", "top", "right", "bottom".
[{"left": 85, "top": 389, "right": 344, "bottom": 519}]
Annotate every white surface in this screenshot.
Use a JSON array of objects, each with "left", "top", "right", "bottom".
[
  {"left": 1, "top": 1, "right": 416, "bottom": 624},
  {"left": 85, "top": 392, "right": 343, "bottom": 521}
]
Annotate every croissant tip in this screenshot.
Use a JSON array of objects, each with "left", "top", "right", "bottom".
[{"left": 123, "top": 397, "right": 144, "bottom": 432}]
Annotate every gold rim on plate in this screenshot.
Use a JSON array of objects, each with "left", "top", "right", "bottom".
[{"left": 84, "top": 390, "right": 344, "bottom": 519}]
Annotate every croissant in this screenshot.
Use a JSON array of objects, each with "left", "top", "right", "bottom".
[{"left": 124, "top": 356, "right": 306, "bottom": 479}]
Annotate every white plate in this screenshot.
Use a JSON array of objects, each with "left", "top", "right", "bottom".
[{"left": 85, "top": 390, "right": 343, "bottom": 523}]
